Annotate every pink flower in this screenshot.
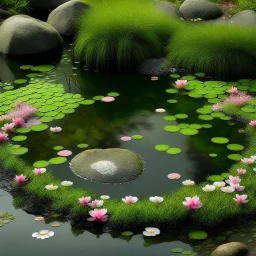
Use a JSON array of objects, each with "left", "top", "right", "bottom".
[
  {"left": 237, "top": 168, "right": 246, "bottom": 175},
  {"left": 183, "top": 196, "right": 202, "bottom": 210},
  {"left": 249, "top": 120, "right": 256, "bottom": 127},
  {"left": 15, "top": 174, "right": 27, "bottom": 184},
  {"left": 122, "top": 196, "right": 138, "bottom": 204},
  {"left": 33, "top": 168, "right": 47, "bottom": 175},
  {"left": 175, "top": 80, "right": 188, "bottom": 89},
  {"left": 121, "top": 136, "right": 132, "bottom": 141},
  {"left": 79, "top": 196, "right": 91, "bottom": 206},
  {"left": 229, "top": 87, "right": 238, "bottom": 94},
  {"left": 241, "top": 158, "right": 254, "bottom": 165},
  {"left": 87, "top": 208, "right": 108, "bottom": 222},
  {"left": 88, "top": 199, "right": 104, "bottom": 208},
  {"left": 12, "top": 117, "right": 25, "bottom": 126},
  {"left": 1, "top": 123, "right": 14, "bottom": 132},
  {"left": 212, "top": 103, "right": 223, "bottom": 112},
  {"left": 233, "top": 194, "right": 248, "bottom": 204},
  {"left": 230, "top": 183, "right": 245, "bottom": 191},
  {"left": 225, "top": 175, "right": 241, "bottom": 185},
  {"left": 0, "top": 132, "right": 8, "bottom": 142},
  {"left": 167, "top": 173, "right": 181, "bottom": 180},
  {"left": 225, "top": 92, "right": 253, "bottom": 106}
]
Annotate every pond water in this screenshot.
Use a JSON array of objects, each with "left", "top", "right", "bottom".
[{"left": 0, "top": 47, "right": 255, "bottom": 255}]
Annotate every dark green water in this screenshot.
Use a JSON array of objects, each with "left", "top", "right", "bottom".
[{"left": 0, "top": 48, "right": 255, "bottom": 255}]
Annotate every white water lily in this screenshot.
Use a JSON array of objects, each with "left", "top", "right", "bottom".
[
  {"left": 143, "top": 227, "right": 160, "bottom": 236},
  {"left": 61, "top": 181, "right": 73, "bottom": 187},
  {"left": 213, "top": 181, "right": 226, "bottom": 188},
  {"left": 155, "top": 108, "right": 165, "bottom": 113},
  {"left": 50, "top": 126, "right": 62, "bottom": 133},
  {"left": 45, "top": 184, "right": 58, "bottom": 191},
  {"left": 221, "top": 186, "right": 235, "bottom": 193},
  {"left": 182, "top": 179, "right": 195, "bottom": 186},
  {"left": 149, "top": 196, "right": 164, "bottom": 203},
  {"left": 202, "top": 185, "right": 215, "bottom": 192},
  {"left": 32, "top": 230, "right": 54, "bottom": 239},
  {"left": 100, "top": 195, "right": 110, "bottom": 200}
]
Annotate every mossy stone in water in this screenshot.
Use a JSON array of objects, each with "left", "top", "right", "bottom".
[{"left": 70, "top": 148, "right": 144, "bottom": 184}]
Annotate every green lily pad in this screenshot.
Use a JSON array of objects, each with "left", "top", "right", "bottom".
[
  {"left": 121, "top": 231, "right": 133, "bottom": 236},
  {"left": 172, "top": 248, "right": 184, "bottom": 253},
  {"left": 178, "top": 123, "right": 189, "bottom": 129},
  {"left": 197, "top": 108, "right": 211, "bottom": 114},
  {"left": 189, "top": 124, "right": 201, "bottom": 129},
  {"left": 3, "top": 86, "right": 14, "bottom": 90},
  {"left": 20, "top": 65, "right": 33, "bottom": 70},
  {"left": 175, "top": 114, "right": 188, "bottom": 119},
  {"left": 15, "top": 127, "right": 31, "bottom": 133},
  {"left": 221, "top": 173, "right": 230, "bottom": 179},
  {"left": 14, "top": 79, "right": 27, "bottom": 84},
  {"left": 189, "top": 230, "right": 208, "bottom": 240},
  {"left": 77, "top": 144, "right": 88, "bottom": 148},
  {"left": 80, "top": 100, "right": 95, "bottom": 105},
  {"left": 198, "top": 115, "right": 213, "bottom": 121},
  {"left": 33, "top": 160, "right": 49, "bottom": 168},
  {"left": 53, "top": 146, "right": 64, "bottom": 150},
  {"left": 166, "top": 148, "right": 181, "bottom": 155},
  {"left": 154, "top": 144, "right": 169, "bottom": 152},
  {"left": 182, "top": 250, "right": 193, "bottom": 255},
  {"left": 227, "top": 144, "right": 244, "bottom": 151},
  {"left": 208, "top": 175, "right": 224, "bottom": 182},
  {"left": 12, "top": 135, "right": 27, "bottom": 142},
  {"left": 180, "top": 128, "right": 198, "bottom": 136},
  {"left": 40, "top": 117, "right": 53, "bottom": 123},
  {"left": 182, "top": 75, "right": 195, "bottom": 80},
  {"left": 31, "top": 124, "right": 49, "bottom": 132},
  {"left": 49, "top": 157, "right": 67, "bottom": 165},
  {"left": 211, "top": 137, "right": 229, "bottom": 144},
  {"left": 93, "top": 95, "right": 104, "bottom": 100},
  {"left": 131, "top": 135, "right": 143, "bottom": 140},
  {"left": 164, "top": 125, "right": 180, "bottom": 132},
  {"left": 170, "top": 74, "right": 180, "bottom": 78},
  {"left": 167, "top": 99, "right": 177, "bottom": 103},
  {"left": 164, "top": 116, "right": 176, "bottom": 121},
  {"left": 166, "top": 88, "right": 178, "bottom": 94},
  {"left": 31, "top": 65, "right": 55, "bottom": 72},
  {"left": 107, "top": 92, "right": 119, "bottom": 97},
  {"left": 11, "top": 147, "right": 28, "bottom": 155},
  {"left": 209, "top": 153, "right": 217, "bottom": 157},
  {"left": 228, "top": 154, "right": 242, "bottom": 161}
]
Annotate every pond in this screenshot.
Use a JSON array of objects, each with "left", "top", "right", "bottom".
[{"left": 0, "top": 46, "right": 255, "bottom": 256}]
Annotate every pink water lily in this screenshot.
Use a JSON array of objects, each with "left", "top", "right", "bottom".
[
  {"left": 88, "top": 199, "right": 104, "bottom": 208},
  {"left": 230, "top": 183, "right": 245, "bottom": 191},
  {"left": 87, "top": 208, "right": 108, "bottom": 222},
  {"left": 249, "top": 120, "right": 256, "bottom": 127},
  {"left": 33, "top": 168, "right": 46, "bottom": 175},
  {"left": 1, "top": 123, "right": 14, "bottom": 132},
  {"left": 167, "top": 173, "right": 181, "bottom": 180},
  {"left": 12, "top": 117, "right": 25, "bottom": 126},
  {"left": 121, "top": 136, "right": 132, "bottom": 141},
  {"left": 241, "top": 158, "right": 254, "bottom": 165},
  {"left": 234, "top": 194, "right": 248, "bottom": 204},
  {"left": 175, "top": 79, "right": 188, "bottom": 89},
  {"left": 0, "top": 132, "right": 8, "bottom": 142},
  {"left": 149, "top": 196, "right": 164, "bottom": 204},
  {"left": 15, "top": 174, "right": 27, "bottom": 184},
  {"left": 229, "top": 87, "right": 238, "bottom": 94},
  {"left": 122, "top": 196, "right": 138, "bottom": 204},
  {"left": 183, "top": 196, "right": 202, "bottom": 210},
  {"left": 50, "top": 126, "right": 62, "bottom": 133},
  {"left": 57, "top": 150, "right": 72, "bottom": 157},
  {"left": 237, "top": 168, "right": 246, "bottom": 175},
  {"left": 101, "top": 96, "right": 115, "bottom": 103},
  {"left": 226, "top": 175, "right": 241, "bottom": 185},
  {"left": 79, "top": 196, "right": 91, "bottom": 206}
]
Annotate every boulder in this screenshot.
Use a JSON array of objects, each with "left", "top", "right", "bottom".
[
  {"left": 211, "top": 242, "right": 248, "bottom": 256},
  {"left": 156, "top": 1, "right": 181, "bottom": 19},
  {"left": 70, "top": 148, "right": 144, "bottom": 183},
  {"left": 28, "top": 0, "right": 70, "bottom": 12},
  {"left": 229, "top": 10, "right": 256, "bottom": 27},
  {"left": 0, "top": 15, "right": 63, "bottom": 55},
  {"left": 179, "top": 0, "right": 222, "bottom": 20},
  {"left": 47, "top": 0, "right": 90, "bottom": 37}
]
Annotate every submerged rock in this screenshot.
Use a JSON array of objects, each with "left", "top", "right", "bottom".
[
  {"left": 179, "top": 0, "right": 222, "bottom": 20},
  {"left": 70, "top": 148, "right": 144, "bottom": 183},
  {"left": 0, "top": 15, "right": 63, "bottom": 55},
  {"left": 47, "top": 0, "right": 90, "bottom": 38},
  {"left": 211, "top": 242, "right": 248, "bottom": 256},
  {"left": 229, "top": 10, "right": 256, "bottom": 27}
]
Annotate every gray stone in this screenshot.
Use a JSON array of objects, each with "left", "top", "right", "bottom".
[
  {"left": 211, "top": 242, "right": 248, "bottom": 256},
  {"left": 47, "top": 0, "right": 90, "bottom": 37},
  {"left": 156, "top": 1, "right": 181, "bottom": 18},
  {"left": 70, "top": 148, "right": 144, "bottom": 183},
  {"left": 179, "top": 0, "right": 223, "bottom": 20},
  {"left": 0, "top": 15, "right": 63, "bottom": 55},
  {"left": 28, "top": 0, "right": 70, "bottom": 12},
  {"left": 138, "top": 58, "right": 176, "bottom": 75},
  {"left": 229, "top": 10, "right": 256, "bottom": 27},
  {"left": 0, "top": 8, "right": 13, "bottom": 19}
]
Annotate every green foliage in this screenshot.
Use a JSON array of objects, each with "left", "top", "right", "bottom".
[
  {"left": 167, "top": 24, "right": 256, "bottom": 79},
  {"left": 0, "top": 0, "right": 29, "bottom": 13},
  {"left": 73, "top": 0, "right": 182, "bottom": 70}
]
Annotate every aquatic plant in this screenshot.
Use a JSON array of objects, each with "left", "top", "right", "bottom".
[
  {"left": 167, "top": 24, "right": 256, "bottom": 79},
  {"left": 202, "top": 185, "right": 215, "bottom": 192},
  {"left": 15, "top": 174, "right": 26, "bottom": 184},
  {"left": 1, "top": 123, "right": 14, "bottom": 132},
  {"left": 0, "top": 132, "right": 8, "bottom": 141},
  {"left": 175, "top": 79, "right": 188, "bottom": 89},
  {"left": 233, "top": 194, "right": 248, "bottom": 204},
  {"left": 122, "top": 196, "right": 138, "bottom": 204},
  {"left": 143, "top": 227, "right": 160, "bottom": 236},
  {"left": 183, "top": 196, "right": 202, "bottom": 210},
  {"left": 45, "top": 184, "right": 58, "bottom": 191},
  {"left": 61, "top": 181, "right": 73, "bottom": 187},
  {"left": 149, "top": 196, "right": 164, "bottom": 204},
  {"left": 33, "top": 168, "right": 47, "bottom": 176},
  {"left": 88, "top": 200, "right": 104, "bottom": 208},
  {"left": 50, "top": 126, "right": 62, "bottom": 133},
  {"left": 79, "top": 196, "right": 91, "bottom": 207},
  {"left": 73, "top": 0, "right": 182, "bottom": 70},
  {"left": 87, "top": 209, "right": 108, "bottom": 222},
  {"left": 32, "top": 230, "right": 54, "bottom": 240},
  {"left": 167, "top": 173, "right": 181, "bottom": 180}
]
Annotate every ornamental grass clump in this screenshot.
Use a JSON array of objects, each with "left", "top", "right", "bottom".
[
  {"left": 167, "top": 24, "right": 256, "bottom": 79},
  {"left": 73, "top": 0, "right": 182, "bottom": 70}
]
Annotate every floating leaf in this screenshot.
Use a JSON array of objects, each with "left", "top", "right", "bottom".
[
  {"left": 228, "top": 154, "right": 242, "bottom": 161},
  {"left": 227, "top": 144, "right": 244, "bottom": 151},
  {"left": 175, "top": 114, "right": 188, "bottom": 119},
  {"left": 171, "top": 248, "right": 184, "bottom": 253},
  {"left": 49, "top": 157, "right": 67, "bottom": 165},
  {"left": 166, "top": 148, "right": 181, "bottom": 155},
  {"left": 208, "top": 175, "right": 224, "bottom": 182},
  {"left": 53, "top": 146, "right": 64, "bottom": 151},
  {"left": 189, "top": 230, "right": 208, "bottom": 240},
  {"left": 49, "top": 221, "right": 61, "bottom": 227},
  {"left": 11, "top": 147, "right": 28, "bottom": 155},
  {"left": 121, "top": 231, "right": 133, "bottom": 236},
  {"left": 154, "top": 144, "right": 169, "bottom": 152},
  {"left": 12, "top": 135, "right": 27, "bottom": 142},
  {"left": 131, "top": 135, "right": 143, "bottom": 140},
  {"left": 164, "top": 125, "right": 180, "bottom": 132},
  {"left": 209, "top": 153, "right": 217, "bottom": 157},
  {"left": 80, "top": 100, "right": 95, "bottom": 105},
  {"left": 31, "top": 124, "right": 49, "bottom": 132},
  {"left": 33, "top": 160, "right": 49, "bottom": 168},
  {"left": 77, "top": 144, "right": 89, "bottom": 149},
  {"left": 14, "top": 79, "right": 27, "bottom": 84},
  {"left": 211, "top": 137, "right": 229, "bottom": 144},
  {"left": 180, "top": 128, "right": 198, "bottom": 136}
]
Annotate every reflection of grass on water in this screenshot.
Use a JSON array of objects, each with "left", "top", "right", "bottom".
[{"left": 2, "top": 98, "right": 256, "bottom": 228}]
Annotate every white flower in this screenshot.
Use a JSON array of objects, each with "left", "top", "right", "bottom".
[
  {"left": 155, "top": 108, "right": 165, "bottom": 113},
  {"left": 61, "top": 181, "right": 73, "bottom": 187},
  {"left": 45, "top": 184, "right": 58, "bottom": 191},
  {"left": 221, "top": 186, "right": 235, "bottom": 193},
  {"left": 149, "top": 196, "right": 164, "bottom": 203},
  {"left": 122, "top": 196, "right": 138, "bottom": 204},
  {"left": 50, "top": 126, "right": 62, "bottom": 133},
  {"left": 250, "top": 155, "right": 256, "bottom": 159},
  {"left": 100, "top": 195, "right": 110, "bottom": 200},
  {"left": 143, "top": 227, "right": 160, "bottom": 236},
  {"left": 182, "top": 179, "right": 195, "bottom": 186},
  {"left": 32, "top": 230, "right": 54, "bottom": 239},
  {"left": 202, "top": 185, "right": 215, "bottom": 192},
  {"left": 213, "top": 181, "right": 225, "bottom": 188},
  {"left": 253, "top": 168, "right": 256, "bottom": 173}
]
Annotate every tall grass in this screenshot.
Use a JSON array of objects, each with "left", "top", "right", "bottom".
[
  {"left": 0, "top": 0, "right": 29, "bottom": 13},
  {"left": 73, "top": 0, "right": 182, "bottom": 70},
  {"left": 166, "top": 24, "right": 256, "bottom": 79}
]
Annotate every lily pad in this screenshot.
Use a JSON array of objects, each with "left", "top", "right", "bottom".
[
  {"left": 49, "top": 221, "right": 61, "bottom": 227},
  {"left": 172, "top": 248, "right": 184, "bottom": 253},
  {"left": 175, "top": 114, "right": 188, "bottom": 119},
  {"left": 164, "top": 125, "right": 180, "bottom": 132},
  {"left": 208, "top": 175, "right": 224, "bottom": 182},
  {"left": 228, "top": 154, "right": 242, "bottom": 161},
  {"left": 131, "top": 135, "right": 143, "bottom": 140},
  {"left": 167, "top": 99, "right": 177, "bottom": 103},
  {"left": 53, "top": 146, "right": 64, "bottom": 150},
  {"left": 107, "top": 92, "right": 119, "bottom": 97},
  {"left": 80, "top": 100, "right": 95, "bottom": 105},
  {"left": 154, "top": 144, "right": 169, "bottom": 152},
  {"left": 14, "top": 79, "right": 27, "bottom": 84},
  {"left": 164, "top": 116, "right": 176, "bottom": 121},
  {"left": 77, "top": 144, "right": 88, "bottom": 149},
  {"left": 227, "top": 144, "right": 244, "bottom": 151},
  {"left": 166, "top": 148, "right": 181, "bottom": 155},
  {"left": 31, "top": 124, "right": 49, "bottom": 132},
  {"left": 20, "top": 65, "right": 33, "bottom": 70},
  {"left": 49, "top": 157, "right": 67, "bottom": 165},
  {"left": 180, "top": 128, "right": 198, "bottom": 136},
  {"left": 15, "top": 127, "right": 31, "bottom": 133},
  {"left": 12, "top": 135, "right": 27, "bottom": 142},
  {"left": 211, "top": 137, "right": 229, "bottom": 144},
  {"left": 33, "top": 160, "right": 49, "bottom": 168},
  {"left": 209, "top": 153, "right": 217, "bottom": 157},
  {"left": 11, "top": 147, "right": 28, "bottom": 155},
  {"left": 121, "top": 231, "right": 133, "bottom": 236},
  {"left": 31, "top": 65, "right": 55, "bottom": 72},
  {"left": 189, "top": 230, "right": 208, "bottom": 240}
]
